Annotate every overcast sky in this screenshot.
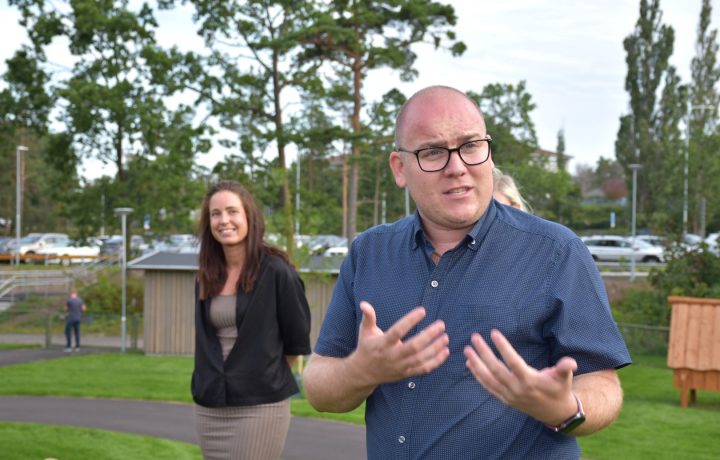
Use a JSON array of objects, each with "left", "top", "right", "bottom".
[{"left": 1, "top": 0, "right": 717, "bottom": 177}]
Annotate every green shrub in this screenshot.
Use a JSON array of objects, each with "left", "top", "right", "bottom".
[
  {"left": 613, "top": 247, "right": 720, "bottom": 327},
  {"left": 77, "top": 268, "right": 144, "bottom": 314},
  {"left": 650, "top": 246, "right": 720, "bottom": 300},
  {"left": 612, "top": 288, "right": 667, "bottom": 326}
]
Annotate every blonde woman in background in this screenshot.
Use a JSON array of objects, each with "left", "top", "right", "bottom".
[{"left": 493, "top": 167, "right": 532, "bottom": 213}]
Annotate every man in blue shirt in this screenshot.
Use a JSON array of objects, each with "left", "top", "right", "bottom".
[
  {"left": 303, "top": 85, "right": 631, "bottom": 459},
  {"left": 64, "top": 289, "right": 86, "bottom": 352}
]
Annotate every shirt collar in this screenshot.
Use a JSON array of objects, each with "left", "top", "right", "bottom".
[{"left": 411, "top": 200, "right": 497, "bottom": 252}]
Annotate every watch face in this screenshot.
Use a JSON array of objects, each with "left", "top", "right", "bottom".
[{"left": 559, "top": 413, "right": 586, "bottom": 433}]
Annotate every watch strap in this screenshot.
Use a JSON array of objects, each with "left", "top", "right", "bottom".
[{"left": 546, "top": 394, "right": 586, "bottom": 434}]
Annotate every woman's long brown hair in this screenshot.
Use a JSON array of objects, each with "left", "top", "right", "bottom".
[{"left": 197, "top": 180, "right": 290, "bottom": 300}]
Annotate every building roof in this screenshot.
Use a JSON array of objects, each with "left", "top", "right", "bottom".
[
  {"left": 128, "top": 251, "right": 198, "bottom": 271},
  {"left": 128, "top": 250, "right": 343, "bottom": 273}
]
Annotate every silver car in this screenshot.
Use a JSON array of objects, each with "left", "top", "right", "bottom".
[{"left": 581, "top": 235, "right": 664, "bottom": 263}]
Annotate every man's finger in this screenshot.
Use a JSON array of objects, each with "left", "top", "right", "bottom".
[
  {"left": 490, "top": 329, "right": 530, "bottom": 378},
  {"left": 553, "top": 356, "right": 578, "bottom": 379},
  {"left": 359, "top": 301, "right": 378, "bottom": 335},
  {"left": 383, "top": 306, "right": 427, "bottom": 344}
]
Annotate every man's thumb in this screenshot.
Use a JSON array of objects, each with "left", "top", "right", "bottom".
[{"left": 359, "top": 301, "right": 377, "bottom": 333}]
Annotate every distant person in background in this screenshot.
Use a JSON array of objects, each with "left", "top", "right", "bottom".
[
  {"left": 493, "top": 167, "right": 532, "bottom": 213},
  {"left": 64, "top": 289, "right": 86, "bottom": 352},
  {"left": 192, "top": 180, "right": 312, "bottom": 460}
]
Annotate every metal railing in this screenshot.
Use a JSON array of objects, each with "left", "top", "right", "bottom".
[
  {"left": 0, "top": 267, "right": 109, "bottom": 310},
  {"left": 0, "top": 309, "right": 143, "bottom": 351},
  {"left": 616, "top": 322, "right": 669, "bottom": 355}
]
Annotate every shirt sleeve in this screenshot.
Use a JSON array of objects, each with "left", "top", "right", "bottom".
[
  {"left": 545, "top": 238, "right": 632, "bottom": 374},
  {"left": 313, "top": 243, "right": 360, "bottom": 358},
  {"left": 276, "top": 263, "right": 312, "bottom": 356}
]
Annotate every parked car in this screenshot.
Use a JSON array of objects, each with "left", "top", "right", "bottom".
[
  {"left": 35, "top": 240, "right": 101, "bottom": 265},
  {"left": 0, "top": 236, "right": 14, "bottom": 263},
  {"left": 635, "top": 235, "right": 664, "bottom": 248},
  {"left": 100, "top": 235, "right": 148, "bottom": 258},
  {"left": 682, "top": 233, "right": 704, "bottom": 249},
  {"left": 706, "top": 232, "right": 720, "bottom": 255},
  {"left": 308, "top": 235, "right": 348, "bottom": 255},
  {"left": 637, "top": 233, "right": 705, "bottom": 251},
  {"left": 6, "top": 233, "right": 71, "bottom": 261},
  {"left": 323, "top": 246, "right": 348, "bottom": 257},
  {"left": 0, "top": 236, "right": 13, "bottom": 252},
  {"left": 153, "top": 234, "right": 199, "bottom": 253},
  {"left": 581, "top": 235, "right": 664, "bottom": 263}
]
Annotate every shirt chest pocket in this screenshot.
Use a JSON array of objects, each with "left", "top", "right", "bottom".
[{"left": 443, "top": 303, "right": 519, "bottom": 354}]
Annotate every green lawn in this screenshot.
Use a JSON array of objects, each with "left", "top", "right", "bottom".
[
  {"left": 577, "top": 354, "right": 720, "bottom": 460},
  {"left": 0, "top": 422, "right": 201, "bottom": 460},
  {"left": 1, "top": 351, "right": 719, "bottom": 459},
  {"left": 0, "top": 343, "right": 40, "bottom": 350}
]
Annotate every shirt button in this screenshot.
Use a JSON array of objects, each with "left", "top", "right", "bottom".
[
  {"left": 408, "top": 381, "right": 416, "bottom": 389},
  {"left": 398, "top": 435, "right": 406, "bottom": 444},
  {"left": 431, "top": 280, "right": 439, "bottom": 288}
]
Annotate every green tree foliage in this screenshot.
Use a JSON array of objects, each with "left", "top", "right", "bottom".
[
  {"left": 688, "top": 0, "right": 720, "bottom": 235},
  {"left": 555, "top": 129, "right": 568, "bottom": 171},
  {"left": 180, "top": 0, "right": 327, "bottom": 256},
  {"left": 11, "top": 0, "right": 203, "bottom": 187},
  {"left": 468, "top": 82, "right": 579, "bottom": 224},
  {"left": 299, "top": 0, "right": 465, "bottom": 241},
  {"left": 616, "top": 0, "right": 686, "bottom": 231},
  {"left": 0, "top": 44, "right": 66, "bottom": 234},
  {"left": 0, "top": 47, "right": 53, "bottom": 131},
  {"left": 7, "top": 0, "right": 210, "bottom": 238}
]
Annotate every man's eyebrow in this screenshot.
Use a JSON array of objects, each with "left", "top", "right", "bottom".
[{"left": 416, "top": 134, "right": 486, "bottom": 148}]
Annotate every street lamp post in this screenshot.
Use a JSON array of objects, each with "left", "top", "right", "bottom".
[
  {"left": 114, "top": 207, "right": 133, "bottom": 353},
  {"left": 629, "top": 164, "right": 642, "bottom": 282},
  {"left": 15, "top": 145, "right": 28, "bottom": 266}
]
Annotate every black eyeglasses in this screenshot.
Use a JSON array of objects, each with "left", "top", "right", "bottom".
[{"left": 396, "top": 137, "right": 492, "bottom": 172}]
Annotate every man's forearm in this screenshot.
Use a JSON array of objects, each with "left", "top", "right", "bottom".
[
  {"left": 570, "top": 369, "right": 623, "bottom": 436},
  {"left": 303, "top": 353, "right": 377, "bottom": 413}
]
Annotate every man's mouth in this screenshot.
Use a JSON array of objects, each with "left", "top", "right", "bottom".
[{"left": 445, "top": 186, "right": 471, "bottom": 195}]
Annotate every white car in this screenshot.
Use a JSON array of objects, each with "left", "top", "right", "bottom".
[
  {"left": 638, "top": 233, "right": 707, "bottom": 252},
  {"left": 8, "top": 232, "right": 70, "bottom": 259},
  {"left": 323, "top": 246, "right": 348, "bottom": 257},
  {"left": 706, "top": 232, "right": 720, "bottom": 255},
  {"left": 35, "top": 241, "right": 101, "bottom": 265},
  {"left": 581, "top": 235, "right": 664, "bottom": 263}
]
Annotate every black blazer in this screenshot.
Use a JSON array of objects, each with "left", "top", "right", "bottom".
[{"left": 192, "top": 254, "right": 311, "bottom": 407}]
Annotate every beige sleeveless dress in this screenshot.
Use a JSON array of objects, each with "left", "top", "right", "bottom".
[{"left": 194, "top": 294, "right": 291, "bottom": 460}]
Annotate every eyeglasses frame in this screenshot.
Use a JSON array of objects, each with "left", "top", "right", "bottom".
[{"left": 395, "top": 136, "right": 493, "bottom": 172}]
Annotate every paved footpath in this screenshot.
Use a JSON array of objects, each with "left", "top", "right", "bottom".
[{"left": 0, "top": 345, "right": 366, "bottom": 460}]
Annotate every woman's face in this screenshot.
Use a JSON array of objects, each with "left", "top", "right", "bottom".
[{"left": 209, "top": 190, "right": 249, "bottom": 247}]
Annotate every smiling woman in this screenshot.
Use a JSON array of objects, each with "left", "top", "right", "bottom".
[{"left": 192, "top": 180, "right": 311, "bottom": 460}]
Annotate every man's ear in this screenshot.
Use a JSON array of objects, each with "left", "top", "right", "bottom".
[{"left": 389, "top": 151, "right": 407, "bottom": 188}]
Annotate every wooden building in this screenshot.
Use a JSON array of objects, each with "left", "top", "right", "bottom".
[
  {"left": 129, "top": 251, "right": 337, "bottom": 355},
  {"left": 667, "top": 296, "right": 720, "bottom": 407}
]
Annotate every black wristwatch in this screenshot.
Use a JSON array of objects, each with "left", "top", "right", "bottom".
[{"left": 546, "top": 394, "right": 585, "bottom": 434}]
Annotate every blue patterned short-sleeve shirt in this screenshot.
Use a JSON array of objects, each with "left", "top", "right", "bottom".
[{"left": 314, "top": 200, "right": 631, "bottom": 460}]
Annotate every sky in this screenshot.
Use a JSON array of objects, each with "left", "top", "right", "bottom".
[{"left": 1, "top": 0, "right": 717, "bottom": 177}]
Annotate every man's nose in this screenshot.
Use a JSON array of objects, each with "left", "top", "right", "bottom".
[{"left": 443, "top": 149, "right": 467, "bottom": 174}]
